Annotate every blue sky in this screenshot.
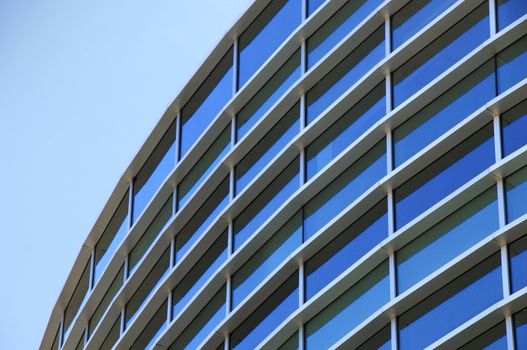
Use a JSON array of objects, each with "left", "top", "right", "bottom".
[{"left": 0, "top": 1, "right": 252, "bottom": 348}]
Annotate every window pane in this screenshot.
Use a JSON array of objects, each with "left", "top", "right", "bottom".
[
  {"left": 99, "top": 314, "right": 120, "bottom": 350},
  {"left": 356, "top": 324, "right": 391, "bottom": 350},
  {"left": 397, "top": 186, "right": 499, "bottom": 293},
  {"left": 95, "top": 191, "right": 129, "bottom": 283},
  {"left": 398, "top": 253, "right": 502, "bottom": 350},
  {"left": 232, "top": 212, "right": 301, "bottom": 308},
  {"left": 459, "top": 321, "right": 507, "bottom": 349},
  {"left": 173, "top": 231, "right": 227, "bottom": 318},
  {"left": 515, "top": 308, "right": 527, "bottom": 350},
  {"left": 306, "top": 199, "right": 387, "bottom": 299},
  {"left": 134, "top": 122, "right": 176, "bottom": 221},
  {"left": 502, "top": 99, "right": 527, "bottom": 157},
  {"left": 306, "top": 25, "right": 384, "bottom": 124},
  {"left": 181, "top": 48, "right": 233, "bottom": 157},
  {"left": 394, "top": 60, "right": 496, "bottom": 168},
  {"left": 497, "top": 0, "right": 527, "bottom": 31},
  {"left": 231, "top": 273, "right": 298, "bottom": 350},
  {"left": 307, "top": 0, "right": 384, "bottom": 69},
  {"left": 237, "top": 51, "right": 300, "bottom": 141},
  {"left": 505, "top": 166, "right": 527, "bottom": 223},
  {"left": 238, "top": 0, "right": 301, "bottom": 88},
  {"left": 130, "top": 299, "right": 168, "bottom": 350},
  {"left": 509, "top": 235, "right": 527, "bottom": 293},
  {"left": 178, "top": 123, "right": 230, "bottom": 208},
  {"left": 236, "top": 103, "right": 300, "bottom": 194},
  {"left": 234, "top": 157, "right": 299, "bottom": 250},
  {"left": 393, "top": 3, "right": 489, "bottom": 107},
  {"left": 63, "top": 261, "right": 90, "bottom": 339},
  {"left": 304, "top": 140, "right": 386, "bottom": 240},
  {"left": 307, "top": 0, "right": 325, "bottom": 16},
  {"left": 89, "top": 265, "right": 124, "bottom": 338},
  {"left": 126, "top": 248, "right": 170, "bottom": 326},
  {"left": 305, "top": 261, "right": 390, "bottom": 350},
  {"left": 306, "top": 82, "right": 385, "bottom": 179},
  {"left": 169, "top": 285, "right": 226, "bottom": 350},
  {"left": 395, "top": 123, "right": 494, "bottom": 230},
  {"left": 176, "top": 177, "right": 229, "bottom": 261},
  {"left": 497, "top": 35, "right": 527, "bottom": 94},
  {"left": 391, "top": 0, "right": 457, "bottom": 50},
  {"left": 129, "top": 195, "right": 172, "bottom": 273}
]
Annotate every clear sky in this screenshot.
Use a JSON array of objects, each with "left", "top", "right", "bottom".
[{"left": 0, "top": 0, "right": 252, "bottom": 348}]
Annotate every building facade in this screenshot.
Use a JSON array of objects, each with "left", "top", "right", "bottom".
[{"left": 41, "top": 0, "right": 527, "bottom": 349}]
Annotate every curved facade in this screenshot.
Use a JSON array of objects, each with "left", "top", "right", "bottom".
[{"left": 41, "top": 0, "right": 527, "bottom": 349}]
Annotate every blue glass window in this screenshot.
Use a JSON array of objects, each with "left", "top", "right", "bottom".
[
  {"left": 129, "top": 299, "right": 168, "bottom": 350},
  {"left": 398, "top": 253, "right": 502, "bottom": 350},
  {"left": 357, "top": 324, "right": 391, "bottom": 350},
  {"left": 177, "top": 123, "right": 230, "bottom": 208},
  {"left": 509, "top": 235, "right": 527, "bottom": 293},
  {"left": 232, "top": 212, "right": 301, "bottom": 308},
  {"left": 169, "top": 285, "right": 226, "bottom": 350},
  {"left": 89, "top": 265, "right": 124, "bottom": 338},
  {"left": 180, "top": 48, "right": 233, "bottom": 157},
  {"left": 238, "top": 0, "right": 302, "bottom": 88},
  {"left": 134, "top": 122, "right": 176, "bottom": 222},
  {"left": 497, "top": 0, "right": 527, "bottom": 31},
  {"left": 395, "top": 123, "right": 495, "bottom": 230},
  {"left": 515, "top": 308, "right": 527, "bottom": 350},
  {"left": 234, "top": 158, "right": 299, "bottom": 250},
  {"left": 459, "top": 321, "right": 507, "bottom": 349},
  {"left": 304, "top": 140, "right": 386, "bottom": 240},
  {"left": 305, "top": 199, "right": 387, "bottom": 299},
  {"left": 505, "top": 166, "right": 527, "bottom": 223},
  {"left": 306, "top": 25, "right": 384, "bottom": 124},
  {"left": 236, "top": 103, "right": 300, "bottom": 194},
  {"left": 397, "top": 186, "right": 499, "bottom": 294},
  {"left": 307, "top": 0, "right": 325, "bottom": 16},
  {"left": 176, "top": 177, "right": 229, "bottom": 261},
  {"left": 391, "top": 0, "right": 457, "bottom": 50},
  {"left": 502, "top": 100, "right": 527, "bottom": 157},
  {"left": 305, "top": 262, "right": 390, "bottom": 350},
  {"left": 497, "top": 35, "right": 527, "bottom": 94},
  {"left": 392, "top": 3, "right": 489, "bottom": 108},
  {"left": 237, "top": 51, "right": 300, "bottom": 141},
  {"left": 394, "top": 60, "right": 496, "bottom": 168},
  {"left": 231, "top": 273, "right": 298, "bottom": 350},
  {"left": 307, "top": 0, "right": 384, "bottom": 69},
  {"left": 306, "top": 82, "right": 385, "bottom": 179},
  {"left": 173, "top": 231, "right": 227, "bottom": 318}
]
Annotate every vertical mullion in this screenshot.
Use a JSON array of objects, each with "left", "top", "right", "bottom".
[
  {"left": 89, "top": 250, "right": 95, "bottom": 291},
  {"left": 167, "top": 291, "right": 173, "bottom": 323},
  {"left": 233, "top": 38, "right": 239, "bottom": 95},
  {"left": 58, "top": 314, "right": 64, "bottom": 348},
  {"left": 128, "top": 181, "right": 134, "bottom": 229},
  {"left": 120, "top": 308, "right": 126, "bottom": 335}
]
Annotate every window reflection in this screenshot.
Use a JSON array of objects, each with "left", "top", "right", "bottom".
[
  {"left": 89, "top": 265, "right": 124, "bottom": 338},
  {"left": 509, "top": 235, "right": 527, "bottom": 293},
  {"left": 502, "top": 99, "right": 527, "bottom": 157},
  {"left": 514, "top": 308, "right": 527, "bottom": 350},
  {"left": 497, "top": 0, "right": 527, "bottom": 31},
  {"left": 505, "top": 166, "right": 527, "bottom": 223},
  {"left": 459, "top": 321, "right": 507, "bottom": 349},
  {"left": 496, "top": 35, "right": 527, "bottom": 94},
  {"left": 130, "top": 299, "right": 168, "bottom": 350}
]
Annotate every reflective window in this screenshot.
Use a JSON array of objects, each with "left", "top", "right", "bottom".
[
  {"left": 502, "top": 100, "right": 527, "bottom": 157},
  {"left": 89, "top": 265, "right": 124, "bottom": 338},
  {"left": 94, "top": 191, "right": 129, "bottom": 283},
  {"left": 356, "top": 324, "right": 391, "bottom": 350},
  {"left": 63, "top": 261, "right": 90, "bottom": 339},
  {"left": 238, "top": 0, "right": 301, "bottom": 88},
  {"left": 505, "top": 166, "right": 527, "bottom": 223},
  {"left": 304, "top": 140, "right": 386, "bottom": 240},
  {"left": 395, "top": 124, "right": 495, "bottom": 230},
  {"left": 232, "top": 212, "right": 301, "bottom": 308},
  {"left": 497, "top": 0, "right": 527, "bottom": 31},
  {"left": 178, "top": 123, "right": 230, "bottom": 208},
  {"left": 509, "top": 235, "right": 527, "bottom": 293},
  {"left": 459, "top": 321, "right": 507, "bottom": 349},
  {"left": 99, "top": 314, "right": 120, "bottom": 350},
  {"left": 305, "top": 262, "right": 390, "bottom": 350},
  {"left": 398, "top": 253, "right": 502, "bottom": 350},
  {"left": 130, "top": 300, "right": 168, "bottom": 350},
  {"left": 231, "top": 273, "right": 298, "bottom": 350},
  {"left": 129, "top": 195, "right": 172, "bottom": 273},
  {"left": 394, "top": 60, "right": 496, "bottom": 168},
  {"left": 307, "top": 0, "right": 384, "bottom": 68},
  {"left": 234, "top": 157, "right": 299, "bottom": 250},
  {"left": 392, "top": 3, "right": 489, "bottom": 107},
  {"left": 515, "top": 308, "right": 527, "bottom": 350},
  {"left": 176, "top": 176, "right": 229, "bottom": 261},
  {"left": 236, "top": 103, "right": 300, "bottom": 194},
  {"left": 237, "top": 51, "right": 300, "bottom": 141},
  {"left": 497, "top": 35, "right": 527, "bottom": 94},
  {"left": 397, "top": 186, "right": 498, "bottom": 293},
  {"left": 391, "top": 0, "right": 457, "bottom": 50},
  {"left": 278, "top": 332, "right": 299, "bottom": 350},
  {"left": 306, "top": 199, "right": 387, "bottom": 299},
  {"left": 126, "top": 248, "right": 170, "bottom": 326},
  {"left": 134, "top": 122, "right": 176, "bottom": 222},
  {"left": 169, "top": 285, "right": 226, "bottom": 350},
  {"left": 181, "top": 48, "right": 233, "bottom": 157},
  {"left": 307, "top": 0, "right": 325, "bottom": 16},
  {"left": 306, "top": 25, "right": 384, "bottom": 123},
  {"left": 306, "top": 82, "right": 385, "bottom": 179},
  {"left": 173, "top": 231, "right": 227, "bottom": 318}
]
